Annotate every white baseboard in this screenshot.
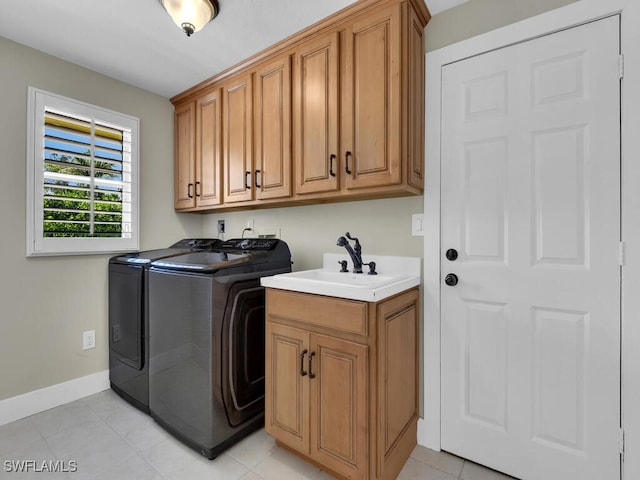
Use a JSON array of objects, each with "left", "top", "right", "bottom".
[{"left": 0, "top": 370, "right": 110, "bottom": 426}]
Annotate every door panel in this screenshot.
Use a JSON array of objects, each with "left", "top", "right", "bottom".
[
  {"left": 264, "top": 323, "right": 309, "bottom": 453},
  {"left": 294, "top": 32, "right": 339, "bottom": 195},
  {"left": 309, "top": 334, "right": 368, "bottom": 480},
  {"left": 196, "top": 90, "right": 222, "bottom": 207},
  {"left": 255, "top": 56, "right": 292, "bottom": 200},
  {"left": 223, "top": 75, "right": 253, "bottom": 203},
  {"left": 174, "top": 102, "right": 195, "bottom": 209},
  {"left": 441, "top": 16, "right": 620, "bottom": 480},
  {"left": 344, "top": 5, "right": 401, "bottom": 190}
]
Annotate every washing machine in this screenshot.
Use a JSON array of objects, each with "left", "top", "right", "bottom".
[
  {"left": 108, "top": 238, "right": 220, "bottom": 412},
  {"left": 147, "top": 238, "right": 292, "bottom": 459}
]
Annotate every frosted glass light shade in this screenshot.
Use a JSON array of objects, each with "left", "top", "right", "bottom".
[{"left": 161, "top": 0, "right": 219, "bottom": 36}]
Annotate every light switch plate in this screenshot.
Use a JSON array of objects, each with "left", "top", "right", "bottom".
[{"left": 412, "top": 214, "right": 424, "bottom": 236}]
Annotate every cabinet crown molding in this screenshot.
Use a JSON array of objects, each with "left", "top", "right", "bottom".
[{"left": 170, "top": 0, "right": 430, "bottom": 106}]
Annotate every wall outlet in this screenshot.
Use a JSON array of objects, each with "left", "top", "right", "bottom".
[
  {"left": 217, "top": 219, "right": 225, "bottom": 234},
  {"left": 83, "top": 330, "right": 95, "bottom": 350},
  {"left": 246, "top": 219, "right": 254, "bottom": 232}
]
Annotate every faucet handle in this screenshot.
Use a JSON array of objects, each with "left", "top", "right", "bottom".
[
  {"left": 338, "top": 260, "right": 349, "bottom": 273},
  {"left": 364, "top": 261, "right": 377, "bottom": 275}
]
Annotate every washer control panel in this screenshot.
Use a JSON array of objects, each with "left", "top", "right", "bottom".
[{"left": 220, "top": 238, "right": 279, "bottom": 251}]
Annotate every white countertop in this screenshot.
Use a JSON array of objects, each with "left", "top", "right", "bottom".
[{"left": 261, "top": 253, "right": 421, "bottom": 302}]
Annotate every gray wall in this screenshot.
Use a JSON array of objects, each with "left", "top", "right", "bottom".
[
  {"left": 0, "top": 36, "right": 201, "bottom": 401},
  {"left": 201, "top": 198, "right": 423, "bottom": 271},
  {"left": 425, "top": 0, "right": 578, "bottom": 52},
  {"left": 0, "top": 0, "right": 578, "bottom": 404}
]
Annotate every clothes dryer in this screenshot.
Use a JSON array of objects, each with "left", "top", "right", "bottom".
[{"left": 147, "top": 238, "right": 291, "bottom": 458}]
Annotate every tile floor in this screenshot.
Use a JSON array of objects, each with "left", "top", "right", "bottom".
[{"left": 0, "top": 390, "right": 517, "bottom": 480}]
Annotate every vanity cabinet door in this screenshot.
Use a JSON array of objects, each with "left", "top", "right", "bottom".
[
  {"left": 309, "top": 334, "right": 369, "bottom": 480},
  {"left": 265, "top": 322, "right": 310, "bottom": 454}
]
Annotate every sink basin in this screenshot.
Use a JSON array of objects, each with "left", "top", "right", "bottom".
[{"left": 261, "top": 253, "right": 420, "bottom": 302}]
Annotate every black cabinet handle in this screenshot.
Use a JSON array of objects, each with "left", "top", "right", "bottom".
[
  {"left": 300, "top": 349, "right": 308, "bottom": 377},
  {"left": 245, "top": 171, "right": 251, "bottom": 190},
  {"left": 187, "top": 183, "right": 194, "bottom": 198},
  {"left": 308, "top": 351, "right": 316, "bottom": 379},
  {"left": 195, "top": 181, "right": 201, "bottom": 197},
  {"left": 255, "top": 170, "right": 261, "bottom": 188},
  {"left": 345, "top": 151, "right": 352, "bottom": 175},
  {"left": 329, "top": 154, "right": 336, "bottom": 177}
]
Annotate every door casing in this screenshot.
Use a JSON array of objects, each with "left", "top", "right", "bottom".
[{"left": 422, "top": 2, "right": 640, "bottom": 480}]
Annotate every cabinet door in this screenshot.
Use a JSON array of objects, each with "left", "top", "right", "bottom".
[
  {"left": 223, "top": 74, "right": 254, "bottom": 203},
  {"left": 309, "top": 334, "right": 368, "bottom": 480},
  {"left": 174, "top": 102, "right": 196, "bottom": 209},
  {"left": 407, "top": 4, "right": 425, "bottom": 190},
  {"left": 254, "top": 55, "right": 292, "bottom": 200},
  {"left": 195, "top": 89, "right": 222, "bottom": 207},
  {"left": 343, "top": 5, "right": 402, "bottom": 190},
  {"left": 377, "top": 290, "right": 418, "bottom": 471},
  {"left": 265, "top": 322, "right": 310, "bottom": 454},
  {"left": 293, "top": 32, "right": 340, "bottom": 195}
]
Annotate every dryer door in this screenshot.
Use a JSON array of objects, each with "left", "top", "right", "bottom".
[{"left": 222, "top": 281, "right": 266, "bottom": 427}]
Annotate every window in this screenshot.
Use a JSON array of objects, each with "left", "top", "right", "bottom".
[{"left": 27, "top": 87, "right": 139, "bottom": 256}]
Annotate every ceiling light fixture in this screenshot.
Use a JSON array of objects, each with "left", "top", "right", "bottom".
[{"left": 160, "top": 0, "right": 219, "bottom": 37}]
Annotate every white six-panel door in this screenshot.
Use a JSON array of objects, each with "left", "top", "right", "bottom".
[{"left": 440, "top": 16, "right": 621, "bottom": 480}]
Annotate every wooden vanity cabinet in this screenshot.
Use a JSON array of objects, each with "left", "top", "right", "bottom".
[{"left": 265, "top": 287, "right": 419, "bottom": 480}]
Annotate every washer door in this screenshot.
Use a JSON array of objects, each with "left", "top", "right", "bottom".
[{"left": 222, "top": 281, "right": 266, "bottom": 427}]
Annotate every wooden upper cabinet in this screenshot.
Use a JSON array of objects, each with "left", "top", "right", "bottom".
[
  {"left": 173, "top": 102, "right": 196, "bottom": 210},
  {"left": 171, "top": 0, "right": 429, "bottom": 212},
  {"left": 342, "top": 4, "right": 402, "bottom": 191},
  {"left": 223, "top": 74, "right": 254, "bottom": 204},
  {"left": 407, "top": 3, "right": 425, "bottom": 190},
  {"left": 293, "top": 32, "right": 340, "bottom": 195},
  {"left": 195, "top": 89, "right": 222, "bottom": 207},
  {"left": 254, "top": 55, "right": 292, "bottom": 200}
]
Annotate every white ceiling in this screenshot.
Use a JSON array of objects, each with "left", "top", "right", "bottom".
[{"left": 0, "top": 0, "right": 468, "bottom": 99}]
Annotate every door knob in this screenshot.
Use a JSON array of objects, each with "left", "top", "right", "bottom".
[
  {"left": 446, "top": 249, "right": 458, "bottom": 261},
  {"left": 445, "top": 273, "right": 459, "bottom": 286}
]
